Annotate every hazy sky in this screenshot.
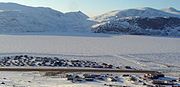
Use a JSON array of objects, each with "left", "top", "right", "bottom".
[{"left": 0, "top": 0, "right": 179, "bottom": 16}]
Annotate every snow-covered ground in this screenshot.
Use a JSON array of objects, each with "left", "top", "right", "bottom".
[
  {"left": 0, "top": 34, "right": 179, "bottom": 86},
  {"left": 0, "top": 33, "right": 179, "bottom": 55},
  {"left": 0, "top": 33, "right": 179, "bottom": 68},
  {"left": 0, "top": 3, "right": 179, "bottom": 87},
  {"left": 0, "top": 72, "right": 145, "bottom": 87},
  {"left": 120, "top": 53, "right": 180, "bottom": 76},
  {"left": 0, "top": 34, "right": 179, "bottom": 72}
]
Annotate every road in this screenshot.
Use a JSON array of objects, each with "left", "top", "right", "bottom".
[{"left": 0, "top": 67, "right": 158, "bottom": 74}]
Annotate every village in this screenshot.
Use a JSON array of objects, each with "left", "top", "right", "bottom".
[
  {"left": 0, "top": 55, "right": 179, "bottom": 87},
  {"left": 42, "top": 72, "right": 180, "bottom": 87}
]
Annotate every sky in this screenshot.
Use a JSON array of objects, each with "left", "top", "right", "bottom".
[{"left": 0, "top": 0, "right": 179, "bottom": 17}]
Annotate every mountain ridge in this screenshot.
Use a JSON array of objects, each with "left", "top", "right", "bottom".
[
  {"left": 0, "top": 3, "right": 92, "bottom": 33},
  {"left": 92, "top": 7, "right": 180, "bottom": 22},
  {"left": 0, "top": 3, "right": 179, "bottom": 36},
  {"left": 91, "top": 7, "right": 180, "bottom": 36}
]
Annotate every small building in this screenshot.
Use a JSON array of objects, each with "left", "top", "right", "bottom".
[
  {"left": 85, "top": 78, "right": 94, "bottom": 81},
  {"left": 152, "top": 79, "right": 173, "bottom": 85},
  {"left": 152, "top": 77, "right": 177, "bottom": 85},
  {"left": 144, "top": 73, "right": 164, "bottom": 79}
]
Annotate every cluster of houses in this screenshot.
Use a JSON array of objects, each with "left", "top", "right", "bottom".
[
  {"left": 66, "top": 73, "right": 122, "bottom": 83},
  {"left": 143, "top": 73, "right": 180, "bottom": 86},
  {"left": 66, "top": 73, "right": 180, "bottom": 86},
  {"left": 1, "top": 55, "right": 179, "bottom": 86},
  {"left": 0, "top": 55, "right": 121, "bottom": 69},
  {"left": 121, "top": 73, "right": 180, "bottom": 86}
]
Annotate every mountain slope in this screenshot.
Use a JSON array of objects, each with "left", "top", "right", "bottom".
[
  {"left": 92, "top": 7, "right": 180, "bottom": 22},
  {"left": 0, "top": 3, "right": 179, "bottom": 36},
  {"left": 0, "top": 3, "right": 92, "bottom": 33},
  {"left": 64, "top": 11, "right": 93, "bottom": 32},
  {"left": 162, "top": 7, "right": 180, "bottom": 15},
  {"left": 91, "top": 7, "right": 180, "bottom": 36}
]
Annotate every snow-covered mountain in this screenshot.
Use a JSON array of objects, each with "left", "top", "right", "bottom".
[
  {"left": 0, "top": 3, "right": 92, "bottom": 33},
  {"left": 91, "top": 7, "right": 180, "bottom": 36},
  {"left": 162, "top": 7, "right": 180, "bottom": 15},
  {"left": 64, "top": 11, "right": 94, "bottom": 32},
  {"left": 92, "top": 7, "right": 180, "bottom": 22},
  {"left": 0, "top": 3, "right": 179, "bottom": 36}
]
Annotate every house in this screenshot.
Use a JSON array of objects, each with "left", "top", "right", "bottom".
[
  {"left": 152, "top": 77, "right": 177, "bottom": 85},
  {"left": 144, "top": 73, "right": 165, "bottom": 79}
]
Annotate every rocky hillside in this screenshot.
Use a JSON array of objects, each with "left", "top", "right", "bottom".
[
  {"left": 92, "top": 17, "right": 180, "bottom": 36},
  {"left": 91, "top": 7, "right": 180, "bottom": 36}
]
